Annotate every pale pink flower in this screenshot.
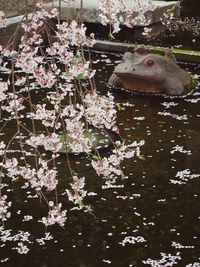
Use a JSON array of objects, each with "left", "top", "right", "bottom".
[
  {"left": 0, "top": 81, "right": 8, "bottom": 102},
  {"left": 66, "top": 176, "right": 87, "bottom": 208},
  {"left": 41, "top": 202, "right": 67, "bottom": 227},
  {"left": 83, "top": 91, "right": 117, "bottom": 130},
  {"left": 92, "top": 140, "right": 144, "bottom": 184},
  {"left": 30, "top": 104, "right": 59, "bottom": 128},
  {"left": 15, "top": 77, "right": 26, "bottom": 86},
  {"left": 0, "top": 11, "right": 8, "bottom": 28},
  {"left": 99, "top": 0, "right": 155, "bottom": 33},
  {"left": 2, "top": 94, "right": 25, "bottom": 116},
  {"left": 37, "top": 167, "right": 58, "bottom": 191},
  {"left": 0, "top": 141, "right": 6, "bottom": 156},
  {"left": 0, "top": 195, "right": 11, "bottom": 222},
  {"left": 56, "top": 20, "right": 95, "bottom": 47},
  {"left": 27, "top": 133, "right": 62, "bottom": 152},
  {"left": 33, "top": 66, "right": 56, "bottom": 88}
]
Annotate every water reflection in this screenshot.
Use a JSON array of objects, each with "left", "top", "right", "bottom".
[{"left": 1, "top": 53, "right": 200, "bottom": 266}]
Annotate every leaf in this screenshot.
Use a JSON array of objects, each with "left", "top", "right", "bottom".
[{"left": 139, "top": 155, "right": 146, "bottom": 160}]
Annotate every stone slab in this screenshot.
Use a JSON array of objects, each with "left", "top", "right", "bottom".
[
  {"left": 45, "top": 0, "right": 180, "bottom": 26},
  {"left": 91, "top": 40, "right": 200, "bottom": 63},
  {"left": 0, "top": 0, "right": 50, "bottom": 17}
]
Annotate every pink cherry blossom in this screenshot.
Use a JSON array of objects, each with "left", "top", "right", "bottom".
[
  {"left": 0, "top": 0, "right": 149, "bottom": 233},
  {"left": 41, "top": 201, "right": 67, "bottom": 227},
  {"left": 0, "top": 11, "right": 8, "bottom": 28},
  {"left": 0, "top": 141, "right": 6, "bottom": 156},
  {"left": 83, "top": 91, "right": 117, "bottom": 130},
  {"left": 66, "top": 176, "right": 87, "bottom": 208},
  {"left": 0, "top": 81, "right": 8, "bottom": 102},
  {"left": 0, "top": 195, "right": 11, "bottom": 222}
]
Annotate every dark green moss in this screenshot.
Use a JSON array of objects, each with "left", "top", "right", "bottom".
[{"left": 184, "top": 75, "right": 198, "bottom": 93}]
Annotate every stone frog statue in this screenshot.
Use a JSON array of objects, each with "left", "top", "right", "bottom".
[{"left": 108, "top": 46, "right": 191, "bottom": 95}]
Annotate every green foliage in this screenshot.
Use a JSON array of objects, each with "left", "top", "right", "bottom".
[{"left": 184, "top": 75, "right": 198, "bottom": 93}]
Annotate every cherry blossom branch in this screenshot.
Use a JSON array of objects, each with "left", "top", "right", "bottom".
[{"left": 0, "top": 1, "right": 144, "bottom": 230}]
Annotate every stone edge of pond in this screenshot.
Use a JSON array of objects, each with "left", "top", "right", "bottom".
[
  {"left": 92, "top": 40, "right": 200, "bottom": 64},
  {"left": 1, "top": 12, "right": 200, "bottom": 64}
]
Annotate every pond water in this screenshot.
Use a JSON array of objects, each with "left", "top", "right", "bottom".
[{"left": 1, "top": 51, "right": 200, "bottom": 267}]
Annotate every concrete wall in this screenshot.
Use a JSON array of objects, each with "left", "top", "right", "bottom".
[
  {"left": 45, "top": 0, "right": 180, "bottom": 27},
  {"left": 0, "top": 0, "right": 49, "bottom": 17}
]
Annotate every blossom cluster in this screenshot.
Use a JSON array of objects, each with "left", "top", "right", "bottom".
[
  {"left": 0, "top": 81, "right": 8, "bottom": 102},
  {"left": 0, "top": 195, "right": 11, "bottom": 222},
  {"left": 83, "top": 91, "right": 117, "bottom": 131},
  {"left": 61, "top": 104, "right": 93, "bottom": 153},
  {"left": 0, "top": 0, "right": 145, "bottom": 233},
  {"left": 1, "top": 93, "right": 25, "bottom": 117},
  {"left": 21, "top": 2, "right": 58, "bottom": 33},
  {"left": 27, "top": 133, "right": 62, "bottom": 153},
  {"left": 66, "top": 176, "right": 88, "bottom": 208},
  {"left": 60, "top": 93, "right": 118, "bottom": 153},
  {"left": 0, "top": 11, "right": 7, "bottom": 28},
  {"left": 56, "top": 20, "right": 95, "bottom": 47},
  {"left": 41, "top": 201, "right": 67, "bottom": 227},
  {"left": 1, "top": 158, "right": 58, "bottom": 192},
  {"left": 29, "top": 104, "right": 60, "bottom": 129},
  {"left": 99, "top": 0, "right": 155, "bottom": 33},
  {"left": 0, "top": 141, "right": 6, "bottom": 156},
  {"left": 92, "top": 140, "right": 144, "bottom": 184}
]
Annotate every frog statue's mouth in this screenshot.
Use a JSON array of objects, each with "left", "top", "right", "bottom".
[
  {"left": 114, "top": 71, "right": 163, "bottom": 84},
  {"left": 113, "top": 69, "right": 167, "bottom": 94}
]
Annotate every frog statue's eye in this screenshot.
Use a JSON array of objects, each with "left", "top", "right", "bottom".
[{"left": 144, "top": 57, "right": 156, "bottom": 67}]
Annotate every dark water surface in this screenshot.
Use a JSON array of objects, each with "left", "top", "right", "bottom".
[{"left": 1, "top": 52, "right": 200, "bottom": 267}]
